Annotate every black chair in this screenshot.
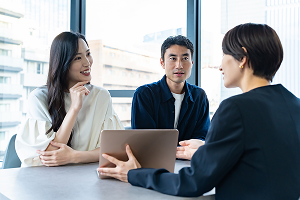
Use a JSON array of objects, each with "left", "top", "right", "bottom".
[{"left": 2, "top": 134, "right": 21, "bottom": 169}]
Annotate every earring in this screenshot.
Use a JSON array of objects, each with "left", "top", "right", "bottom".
[{"left": 239, "top": 65, "right": 244, "bottom": 69}]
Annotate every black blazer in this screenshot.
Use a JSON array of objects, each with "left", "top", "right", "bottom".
[{"left": 128, "top": 84, "right": 300, "bottom": 200}]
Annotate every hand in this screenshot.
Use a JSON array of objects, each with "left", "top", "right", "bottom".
[
  {"left": 97, "top": 145, "right": 141, "bottom": 182},
  {"left": 37, "top": 141, "right": 76, "bottom": 167},
  {"left": 69, "top": 81, "right": 90, "bottom": 112},
  {"left": 176, "top": 139, "right": 205, "bottom": 160}
]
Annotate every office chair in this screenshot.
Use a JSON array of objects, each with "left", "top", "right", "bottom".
[{"left": 2, "top": 134, "right": 21, "bottom": 169}]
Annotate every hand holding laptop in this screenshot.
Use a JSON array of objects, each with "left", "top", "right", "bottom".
[
  {"left": 176, "top": 139, "right": 205, "bottom": 160},
  {"left": 97, "top": 145, "right": 141, "bottom": 182}
]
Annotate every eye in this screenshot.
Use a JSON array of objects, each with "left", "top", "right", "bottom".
[
  {"left": 74, "top": 56, "right": 81, "bottom": 61},
  {"left": 170, "top": 57, "right": 176, "bottom": 61},
  {"left": 87, "top": 52, "right": 91, "bottom": 56},
  {"left": 183, "top": 57, "right": 189, "bottom": 60}
]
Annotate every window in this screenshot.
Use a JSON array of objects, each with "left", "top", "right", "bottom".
[
  {"left": 86, "top": 0, "right": 187, "bottom": 127},
  {"left": 37, "top": 63, "right": 43, "bottom": 74},
  {"left": 0, "top": 49, "right": 12, "bottom": 56},
  {"left": 0, "top": 0, "right": 70, "bottom": 163},
  {"left": 27, "top": 61, "right": 45, "bottom": 74},
  {"left": 0, "top": 132, "right": 5, "bottom": 141},
  {"left": 201, "top": 0, "right": 300, "bottom": 118},
  {"left": 0, "top": 76, "right": 11, "bottom": 84},
  {"left": 0, "top": 104, "right": 10, "bottom": 111}
]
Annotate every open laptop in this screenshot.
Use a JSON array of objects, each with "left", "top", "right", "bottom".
[{"left": 98, "top": 129, "right": 179, "bottom": 179}]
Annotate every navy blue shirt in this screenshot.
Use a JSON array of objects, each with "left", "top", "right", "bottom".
[{"left": 131, "top": 75, "right": 210, "bottom": 142}]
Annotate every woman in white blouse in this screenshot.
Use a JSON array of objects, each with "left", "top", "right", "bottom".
[{"left": 16, "top": 32, "right": 124, "bottom": 167}]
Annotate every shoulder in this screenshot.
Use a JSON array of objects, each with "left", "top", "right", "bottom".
[
  {"left": 28, "top": 86, "right": 48, "bottom": 103},
  {"left": 134, "top": 80, "right": 161, "bottom": 96},
  {"left": 87, "top": 84, "right": 111, "bottom": 99},
  {"left": 186, "top": 82, "right": 207, "bottom": 100}
]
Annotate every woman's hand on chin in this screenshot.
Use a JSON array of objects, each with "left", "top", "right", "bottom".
[{"left": 69, "top": 81, "right": 90, "bottom": 112}]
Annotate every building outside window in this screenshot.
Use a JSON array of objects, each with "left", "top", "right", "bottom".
[
  {"left": 0, "top": 0, "right": 70, "bottom": 166},
  {"left": 86, "top": 0, "right": 187, "bottom": 127},
  {"left": 201, "top": 0, "right": 300, "bottom": 118}
]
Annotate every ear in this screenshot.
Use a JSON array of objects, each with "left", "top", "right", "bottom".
[
  {"left": 160, "top": 58, "right": 165, "bottom": 69},
  {"left": 240, "top": 47, "right": 248, "bottom": 68},
  {"left": 240, "top": 56, "right": 247, "bottom": 67}
]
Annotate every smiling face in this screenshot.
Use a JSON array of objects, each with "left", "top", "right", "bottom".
[
  {"left": 161, "top": 45, "right": 193, "bottom": 91},
  {"left": 67, "top": 38, "right": 93, "bottom": 89},
  {"left": 219, "top": 54, "right": 244, "bottom": 88}
]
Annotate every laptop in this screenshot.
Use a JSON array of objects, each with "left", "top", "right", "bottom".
[{"left": 98, "top": 129, "right": 179, "bottom": 179}]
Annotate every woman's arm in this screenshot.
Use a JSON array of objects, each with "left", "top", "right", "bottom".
[
  {"left": 74, "top": 147, "right": 100, "bottom": 163},
  {"left": 46, "top": 81, "right": 90, "bottom": 151},
  {"left": 38, "top": 141, "right": 99, "bottom": 166}
]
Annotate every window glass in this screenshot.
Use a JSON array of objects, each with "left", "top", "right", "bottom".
[
  {"left": 0, "top": 0, "right": 70, "bottom": 166},
  {"left": 201, "top": 0, "right": 300, "bottom": 118},
  {"left": 86, "top": 0, "right": 187, "bottom": 127}
]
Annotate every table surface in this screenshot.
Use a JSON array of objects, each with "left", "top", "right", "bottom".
[{"left": 0, "top": 160, "right": 215, "bottom": 200}]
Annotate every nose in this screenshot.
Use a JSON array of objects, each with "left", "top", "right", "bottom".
[
  {"left": 175, "top": 60, "right": 183, "bottom": 69},
  {"left": 83, "top": 56, "right": 91, "bottom": 67}
]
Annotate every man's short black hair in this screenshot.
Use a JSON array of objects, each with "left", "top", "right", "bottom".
[
  {"left": 161, "top": 35, "right": 194, "bottom": 62},
  {"left": 222, "top": 23, "right": 283, "bottom": 82}
]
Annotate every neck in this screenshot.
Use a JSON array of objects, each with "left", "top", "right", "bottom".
[
  {"left": 166, "top": 77, "right": 185, "bottom": 94},
  {"left": 240, "top": 74, "right": 270, "bottom": 93}
]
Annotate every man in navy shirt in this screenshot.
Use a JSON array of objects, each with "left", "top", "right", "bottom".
[{"left": 131, "top": 35, "right": 210, "bottom": 142}]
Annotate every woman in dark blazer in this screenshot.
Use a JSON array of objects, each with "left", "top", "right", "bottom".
[{"left": 98, "top": 23, "right": 300, "bottom": 200}]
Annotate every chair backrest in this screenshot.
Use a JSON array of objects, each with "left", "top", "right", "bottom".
[{"left": 2, "top": 134, "right": 21, "bottom": 169}]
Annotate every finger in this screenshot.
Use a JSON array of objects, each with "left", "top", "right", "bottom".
[
  {"left": 125, "top": 145, "right": 136, "bottom": 160},
  {"left": 102, "top": 154, "right": 122, "bottom": 166},
  {"left": 73, "top": 87, "right": 90, "bottom": 96},
  {"left": 99, "top": 171, "right": 122, "bottom": 181},
  {"left": 83, "top": 85, "right": 90, "bottom": 95},
  {"left": 177, "top": 146, "right": 186, "bottom": 151},
  {"left": 71, "top": 81, "right": 89, "bottom": 88},
  {"left": 179, "top": 140, "right": 190, "bottom": 146},
  {"left": 37, "top": 150, "right": 56, "bottom": 156},
  {"left": 40, "top": 155, "right": 55, "bottom": 161},
  {"left": 97, "top": 167, "right": 119, "bottom": 174},
  {"left": 176, "top": 153, "right": 188, "bottom": 159},
  {"left": 40, "top": 160, "right": 59, "bottom": 167}
]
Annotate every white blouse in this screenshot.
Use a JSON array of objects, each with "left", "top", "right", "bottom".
[{"left": 15, "top": 84, "right": 124, "bottom": 167}]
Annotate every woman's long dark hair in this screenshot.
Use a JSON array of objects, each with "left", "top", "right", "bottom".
[{"left": 46, "top": 32, "right": 89, "bottom": 147}]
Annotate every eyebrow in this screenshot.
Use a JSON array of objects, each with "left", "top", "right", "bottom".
[
  {"left": 76, "top": 49, "right": 90, "bottom": 55},
  {"left": 168, "top": 53, "right": 190, "bottom": 57}
]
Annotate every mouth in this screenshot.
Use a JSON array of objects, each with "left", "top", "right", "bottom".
[
  {"left": 174, "top": 71, "right": 184, "bottom": 77},
  {"left": 80, "top": 69, "right": 91, "bottom": 76}
]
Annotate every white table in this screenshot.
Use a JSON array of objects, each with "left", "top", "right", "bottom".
[{"left": 0, "top": 161, "right": 215, "bottom": 200}]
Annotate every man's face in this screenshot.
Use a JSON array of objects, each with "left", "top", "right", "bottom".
[{"left": 160, "top": 45, "right": 193, "bottom": 85}]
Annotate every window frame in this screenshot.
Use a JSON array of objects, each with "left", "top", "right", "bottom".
[{"left": 70, "top": 0, "right": 201, "bottom": 97}]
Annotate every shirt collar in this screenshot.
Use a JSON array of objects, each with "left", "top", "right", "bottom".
[{"left": 159, "top": 75, "right": 194, "bottom": 103}]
